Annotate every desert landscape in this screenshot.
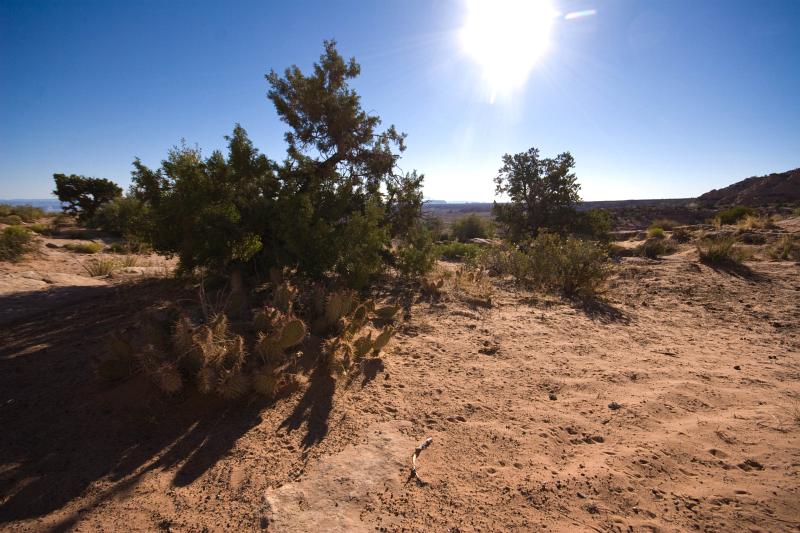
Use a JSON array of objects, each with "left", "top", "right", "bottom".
[
  {"left": 2, "top": 2, "right": 800, "bottom": 531},
  {"left": 1, "top": 190, "right": 799, "bottom": 532}
]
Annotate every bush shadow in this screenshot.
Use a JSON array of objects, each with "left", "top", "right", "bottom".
[{"left": 0, "top": 281, "right": 266, "bottom": 527}]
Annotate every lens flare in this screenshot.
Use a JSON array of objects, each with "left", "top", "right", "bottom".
[{"left": 460, "top": 0, "right": 557, "bottom": 102}]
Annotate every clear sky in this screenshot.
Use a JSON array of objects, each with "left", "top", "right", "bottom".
[{"left": 1, "top": 0, "right": 799, "bottom": 201}]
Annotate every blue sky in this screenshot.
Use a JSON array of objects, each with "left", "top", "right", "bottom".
[{"left": 1, "top": 0, "right": 798, "bottom": 201}]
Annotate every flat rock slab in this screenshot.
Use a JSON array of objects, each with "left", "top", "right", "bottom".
[{"left": 265, "top": 421, "right": 413, "bottom": 532}]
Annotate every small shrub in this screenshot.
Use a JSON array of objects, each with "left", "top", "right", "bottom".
[
  {"left": 120, "top": 255, "right": 140, "bottom": 268},
  {"left": 651, "top": 218, "right": 679, "bottom": 230},
  {"left": 669, "top": 227, "right": 692, "bottom": 243},
  {"left": 793, "top": 207, "right": 800, "bottom": 217},
  {"left": 768, "top": 235, "right": 800, "bottom": 261},
  {"left": 636, "top": 238, "right": 677, "bottom": 258},
  {"left": 27, "top": 223, "right": 49, "bottom": 234},
  {"left": 647, "top": 226, "right": 666, "bottom": 239},
  {"left": 476, "top": 233, "right": 608, "bottom": 299},
  {"left": 83, "top": 258, "right": 119, "bottom": 277},
  {"left": 715, "top": 206, "right": 755, "bottom": 225},
  {"left": 65, "top": 242, "right": 103, "bottom": 254},
  {"left": 737, "top": 214, "right": 777, "bottom": 230},
  {"left": 451, "top": 214, "right": 494, "bottom": 242},
  {"left": 697, "top": 237, "right": 744, "bottom": 265},
  {"left": 435, "top": 242, "right": 481, "bottom": 261},
  {"left": 0, "top": 226, "right": 35, "bottom": 261},
  {"left": 395, "top": 223, "right": 437, "bottom": 278},
  {"left": 9, "top": 204, "right": 45, "bottom": 222},
  {"left": 0, "top": 204, "right": 11, "bottom": 217},
  {"left": 0, "top": 214, "right": 23, "bottom": 225}
]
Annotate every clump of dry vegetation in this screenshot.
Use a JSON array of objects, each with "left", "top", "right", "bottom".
[
  {"left": 636, "top": 238, "right": 678, "bottom": 258},
  {"left": 65, "top": 241, "right": 103, "bottom": 254},
  {"left": 0, "top": 225, "right": 36, "bottom": 261},
  {"left": 697, "top": 236, "right": 745, "bottom": 265},
  {"left": 647, "top": 226, "right": 666, "bottom": 239},
  {"left": 83, "top": 258, "right": 119, "bottom": 277},
  {"left": 768, "top": 235, "right": 800, "bottom": 261}
]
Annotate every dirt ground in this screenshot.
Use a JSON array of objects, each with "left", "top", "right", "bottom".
[{"left": 1, "top": 222, "right": 799, "bottom": 532}]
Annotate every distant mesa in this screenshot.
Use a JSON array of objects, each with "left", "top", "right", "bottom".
[{"left": 697, "top": 167, "right": 800, "bottom": 207}]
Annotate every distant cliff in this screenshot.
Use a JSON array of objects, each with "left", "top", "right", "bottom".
[{"left": 697, "top": 168, "right": 800, "bottom": 206}]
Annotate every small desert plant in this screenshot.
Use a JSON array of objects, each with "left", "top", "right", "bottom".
[
  {"left": 737, "top": 214, "right": 777, "bottom": 230},
  {"left": 669, "top": 226, "right": 693, "bottom": 243},
  {"left": 120, "top": 255, "right": 140, "bottom": 268},
  {"left": 395, "top": 222, "right": 437, "bottom": 278},
  {"left": 83, "top": 257, "right": 119, "bottom": 276},
  {"left": 768, "top": 235, "right": 800, "bottom": 261},
  {"left": 435, "top": 241, "right": 481, "bottom": 261},
  {"left": 715, "top": 205, "right": 755, "bottom": 225},
  {"left": 0, "top": 214, "right": 23, "bottom": 225},
  {"left": 651, "top": 218, "right": 679, "bottom": 230},
  {"left": 636, "top": 238, "right": 677, "bottom": 259},
  {"left": 697, "top": 237, "right": 745, "bottom": 265},
  {"left": 27, "top": 223, "right": 49, "bottom": 234},
  {"left": 647, "top": 226, "right": 666, "bottom": 239},
  {"left": 0, "top": 225, "right": 35, "bottom": 261},
  {"left": 450, "top": 214, "right": 494, "bottom": 242},
  {"left": 65, "top": 242, "right": 103, "bottom": 254}
]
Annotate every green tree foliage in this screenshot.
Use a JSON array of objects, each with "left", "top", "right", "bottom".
[
  {"left": 492, "top": 148, "right": 581, "bottom": 241},
  {"left": 130, "top": 128, "right": 277, "bottom": 273},
  {"left": 119, "top": 41, "right": 427, "bottom": 284},
  {"left": 396, "top": 222, "right": 437, "bottom": 277},
  {"left": 53, "top": 174, "right": 123, "bottom": 221},
  {"left": 451, "top": 213, "right": 494, "bottom": 242},
  {"left": 573, "top": 208, "right": 612, "bottom": 242}
]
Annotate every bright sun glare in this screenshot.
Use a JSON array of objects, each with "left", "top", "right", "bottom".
[{"left": 461, "top": 0, "right": 557, "bottom": 102}]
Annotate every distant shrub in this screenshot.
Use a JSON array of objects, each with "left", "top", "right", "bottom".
[
  {"left": 0, "top": 226, "right": 35, "bottom": 261},
  {"left": 715, "top": 206, "right": 755, "bottom": 225},
  {"left": 0, "top": 205, "right": 11, "bottom": 217},
  {"left": 793, "top": 207, "right": 800, "bottom": 217},
  {"left": 669, "top": 227, "right": 693, "bottom": 243},
  {"left": 737, "top": 214, "right": 777, "bottom": 230},
  {"left": 697, "top": 237, "right": 744, "bottom": 265},
  {"left": 65, "top": 242, "right": 103, "bottom": 254},
  {"left": 435, "top": 241, "right": 481, "bottom": 261},
  {"left": 647, "top": 226, "right": 666, "bottom": 239},
  {"left": 9, "top": 204, "right": 45, "bottom": 222},
  {"left": 83, "top": 258, "right": 118, "bottom": 277},
  {"left": 27, "top": 223, "right": 49, "bottom": 234},
  {"left": 0, "top": 215, "right": 23, "bottom": 225},
  {"left": 476, "top": 233, "right": 608, "bottom": 299},
  {"left": 573, "top": 208, "right": 612, "bottom": 242},
  {"left": 91, "top": 196, "right": 153, "bottom": 241},
  {"left": 451, "top": 214, "right": 494, "bottom": 242},
  {"left": 636, "top": 238, "right": 677, "bottom": 258},
  {"left": 768, "top": 235, "right": 800, "bottom": 261},
  {"left": 651, "top": 218, "right": 679, "bottom": 230}
]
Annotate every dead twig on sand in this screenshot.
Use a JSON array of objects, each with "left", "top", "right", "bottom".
[{"left": 406, "top": 437, "right": 433, "bottom": 486}]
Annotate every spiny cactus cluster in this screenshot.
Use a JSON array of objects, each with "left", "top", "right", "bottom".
[
  {"left": 97, "top": 280, "right": 402, "bottom": 397},
  {"left": 421, "top": 276, "right": 444, "bottom": 298},
  {"left": 317, "top": 292, "right": 398, "bottom": 374}
]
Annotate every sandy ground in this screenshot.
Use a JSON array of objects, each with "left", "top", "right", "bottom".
[{"left": 0, "top": 225, "right": 799, "bottom": 532}]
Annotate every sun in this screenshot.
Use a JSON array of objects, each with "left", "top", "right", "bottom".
[{"left": 460, "top": 0, "right": 557, "bottom": 101}]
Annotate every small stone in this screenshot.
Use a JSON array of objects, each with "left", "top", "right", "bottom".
[
  {"left": 733, "top": 365, "right": 741, "bottom": 370},
  {"left": 548, "top": 392, "right": 557, "bottom": 401},
  {"left": 608, "top": 401, "right": 621, "bottom": 410}
]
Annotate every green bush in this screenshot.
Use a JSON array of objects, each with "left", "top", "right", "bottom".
[
  {"left": 396, "top": 222, "right": 437, "bottom": 278},
  {"left": 65, "top": 242, "right": 103, "bottom": 254},
  {"left": 715, "top": 206, "right": 755, "bottom": 225},
  {"left": 0, "top": 226, "right": 35, "bottom": 261},
  {"left": 637, "top": 238, "right": 677, "bottom": 258},
  {"left": 450, "top": 214, "right": 494, "bottom": 242},
  {"left": 476, "top": 233, "right": 608, "bottom": 299},
  {"left": 573, "top": 209, "right": 612, "bottom": 242},
  {"left": 27, "top": 223, "right": 49, "bottom": 234},
  {"left": 435, "top": 241, "right": 481, "bottom": 261},
  {"left": 647, "top": 226, "right": 666, "bottom": 239},
  {"left": 697, "top": 237, "right": 744, "bottom": 265},
  {"left": 0, "top": 204, "right": 11, "bottom": 217},
  {"left": 123, "top": 42, "right": 429, "bottom": 285},
  {"left": 0, "top": 215, "right": 22, "bottom": 225}
]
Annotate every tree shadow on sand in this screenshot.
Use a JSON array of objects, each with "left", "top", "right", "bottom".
[{"left": 0, "top": 281, "right": 268, "bottom": 529}]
